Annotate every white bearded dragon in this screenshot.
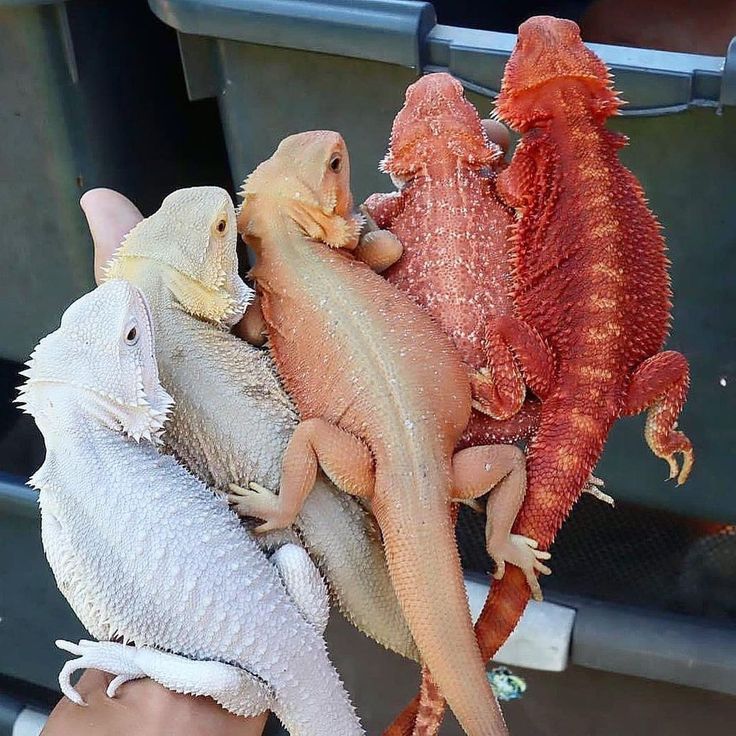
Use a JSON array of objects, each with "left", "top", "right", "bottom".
[
  {"left": 18, "top": 279, "right": 364, "bottom": 735},
  {"left": 103, "top": 186, "right": 417, "bottom": 660}
]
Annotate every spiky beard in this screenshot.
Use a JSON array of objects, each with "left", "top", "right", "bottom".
[{"left": 121, "top": 363, "right": 174, "bottom": 445}]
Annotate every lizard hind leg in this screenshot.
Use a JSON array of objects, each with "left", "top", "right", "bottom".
[
  {"left": 229, "top": 418, "right": 375, "bottom": 533},
  {"left": 472, "top": 315, "right": 556, "bottom": 420},
  {"left": 270, "top": 543, "right": 330, "bottom": 633},
  {"left": 451, "top": 445, "right": 551, "bottom": 601},
  {"left": 55, "top": 639, "right": 273, "bottom": 717},
  {"left": 623, "top": 350, "right": 694, "bottom": 485}
]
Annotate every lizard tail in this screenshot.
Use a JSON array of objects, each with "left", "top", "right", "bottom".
[
  {"left": 385, "top": 396, "right": 614, "bottom": 734},
  {"left": 374, "top": 470, "right": 507, "bottom": 736},
  {"left": 383, "top": 571, "right": 529, "bottom": 736}
]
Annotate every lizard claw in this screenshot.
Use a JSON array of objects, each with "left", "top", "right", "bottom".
[
  {"left": 56, "top": 640, "right": 88, "bottom": 706},
  {"left": 582, "top": 474, "right": 614, "bottom": 506},
  {"left": 486, "top": 534, "right": 551, "bottom": 602},
  {"left": 56, "top": 640, "right": 146, "bottom": 705},
  {"left": 227, "top": 482, "right": 296, "bottom": 532}
]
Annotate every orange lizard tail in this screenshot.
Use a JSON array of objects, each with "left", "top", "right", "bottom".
[
  {"left": 383, "top": 570, "right": 529, "bottom": 736},
  {"left": 385, "top": 400, "right": 612, "bottom": 735}
]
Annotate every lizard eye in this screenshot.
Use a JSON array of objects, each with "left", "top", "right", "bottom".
[
  {"left": 215, "top": 218, "right": 227, "bottom": 234},
  {"left": 329, "top": 154, "right": 342, "bottom": 173},
  {"left": 124, "top": 322, "right": 140, "bottom": 346}
]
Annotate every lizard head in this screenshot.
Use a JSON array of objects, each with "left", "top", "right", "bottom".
[
  {"left": 381, "top": 72, "right": 500, "bottom": 183},
  {"left": 496, "top": 16, "right": 621, "bottom": 130},
  {"left": 238, "top": 131, "right": 363, "bottom": 250},
  {"left": 107, "top": 187, "right": 251, "bottom": 329},
  {"left": 18, "top": 280, "right": 173, "bottom": 444}
]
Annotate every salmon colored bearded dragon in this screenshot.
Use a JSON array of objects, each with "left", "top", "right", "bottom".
[{"left": 232, "top": 130, "right": 541, "bottom": 736}]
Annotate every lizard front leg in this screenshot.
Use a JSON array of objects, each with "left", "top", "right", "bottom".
[
  {"left": 622, "top": 350, "right": 693, "bottom": 485},
  {"left": 229, "top": 418, "right": 375, "bottom": 532},
  {"left": 237, "top": 293, "right": 268, "bottom": 347},
  {"left": 355, "top": 203, "right": 403, "bottom": 273},
  {"left": 472, "top": 315, "right": 556, "bottom": 419},
  {"left": 451, "top": 445, "right": 551, "bottom": 601},
  {"left": 56, "top": 640, "right": 273, "bottom": 718}
]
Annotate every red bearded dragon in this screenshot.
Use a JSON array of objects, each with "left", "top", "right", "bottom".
[{"left": 377, "top": 18, "right": 694, "bottom": 736}]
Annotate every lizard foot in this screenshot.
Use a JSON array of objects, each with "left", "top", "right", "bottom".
[
  {"left": 582, "top": 474, "right": 614, "bottom": 506},
  {"left": 228, "top": 482, "right": 297, "bottom": 533},
  {"left": 56, "top": 639, "right": 147, "bottom": 705},
  {"left": 56, "top": 639, "right": 273, "bottom": 718},
  {"left": 486, "top": 535, "right": 551, "bottom": 602}
]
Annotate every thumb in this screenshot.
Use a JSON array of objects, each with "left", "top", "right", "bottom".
[{"left": 80, "top": 188, "right": 143, "bottom": 285}]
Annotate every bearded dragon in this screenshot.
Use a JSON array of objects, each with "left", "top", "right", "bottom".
[
  {"left": 364, "top": 72, "right": 542, "bottom": 450},
  {"left": 474, "top": 14, "right": 694, "bottom": 662},
  {"left": 380, "top": 22, "right": 694, "bottom": 731},
  {"left": 104, "top": 186, "right": 417, "bottom": 661},
  {"left": 230, "top": 130, "right": 542, "bottom": 736},
  {"left": 364, "top": 71, "right": 549, "bottom": 736},
  {"left": 18, "top": 279, "right": 364, "bottom": 736}
]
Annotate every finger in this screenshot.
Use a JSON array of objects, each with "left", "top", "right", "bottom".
[
  {"left": 533, "top": 550, "right": 552, "bottom": 560},
  {"left": 492, "top": 559, "right": 505, "bottom": 580},
  {"left": 80, "top": 188, "right": 143, "bottom": 285},
  {"left": 535, "top": 561, "right": 552, "bottom": 576},
  {"left": 481, "top": 119, "right": 511, "bottom": 155}
]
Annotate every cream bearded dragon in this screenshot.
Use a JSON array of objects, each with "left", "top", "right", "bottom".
[
  {"left": 19, "top": 279, "right": 364, "bottom": 736},
  {"left": 103, "top": 186, "right": 417, "bottom": 661},
  {"left": 233, "top": 131, "right": 535, "bottom": 736}
]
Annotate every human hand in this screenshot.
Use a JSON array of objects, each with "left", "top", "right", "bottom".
[{"left": 42, "top": 668, "right": 268, "bottom": 735}]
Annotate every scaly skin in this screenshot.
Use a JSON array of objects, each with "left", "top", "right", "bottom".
[
  {"left": 235, "top": 131, "right": 526, "bottom": 736},
  {"left": 385, "top": 21, "right": 695, "bottom": 734},
  {"left": 364, "top": 73, "right": 541, "bottom": 449},
  {"left": 364, "top": 74, "right": 553, "bottom": 736},
  {"left": 19, "top": 280, "right": 364, "bottom": 735},
  {"left": 105, "top": 187, "right": 418, "bottom": 662}
]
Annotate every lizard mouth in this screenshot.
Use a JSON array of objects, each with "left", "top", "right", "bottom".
[{"left": 124, "top": 290, "right": 174, "bottom": 443}]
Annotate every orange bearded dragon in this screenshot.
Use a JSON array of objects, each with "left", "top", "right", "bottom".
[{"left": 232, "top": 130, "right": 543, "bottom": 736}]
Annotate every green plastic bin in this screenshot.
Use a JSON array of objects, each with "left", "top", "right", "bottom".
[{"left": 0, "top": 0, "right": 231, "bottom": 364}]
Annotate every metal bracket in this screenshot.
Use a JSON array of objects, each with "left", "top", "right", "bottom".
[
  {"left": 426, "top": 25, "right": 730, "bottom": 116},
  {"left": 150, "top": 0, "right": 436, "bottom": 73}
]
